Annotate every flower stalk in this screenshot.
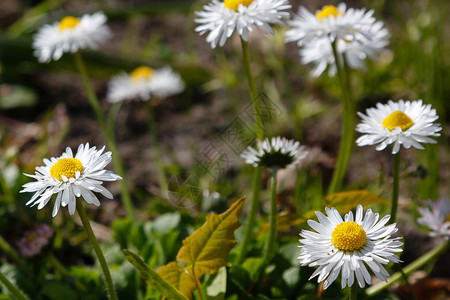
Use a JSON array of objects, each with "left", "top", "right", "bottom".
[
  {"left": 76, "top": 199, "right": 118, "bottom": 300},
  {"left": 145, "top": 102, "right": 169, "bottom": 197},
  {"left": 366, "top": 240, "right": 449, "bottom": 296},
  {"left": 0, "top": 271, "right": 30, "bottom": 300},
  {"left": 235, "top": 38, "right": 265, "bottom": 265},
  {"left": 350, "top": 285, "right": 358, "bottom": 300},
  {"left": 389, "top": 151, "right": 401, "bottom": 224},
  {"left": 0, "top": 235, "right": 22, "bottom": 264},
  {"left": 237, "top": 166, "right": 262, "bottom": 264},
  {"left": 74, "top": 52, "right": 135, "bottom": 219},
  {"left": 328, "top": 40, "right": 355, "bottom": 194},
  {"left": 240, "top": 38, "right": 264, "bottom": 140},
  {"left": 261, "top": 168, "right": 278, "bottom": 268}
]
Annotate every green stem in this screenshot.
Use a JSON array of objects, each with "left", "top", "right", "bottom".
[
  {"left": 397, "top": 266, "right": 418, "bottom": 300},
  {"left": 342, "top": 57, "right": 355, "bottom": 182},
  {"left": 261, "top": 169, "right": 278, "bottom": 268},
  {"left": 240, "top": 38, "right": 264, "bottom": 140},
  {"left": 350, "top": 285, "right": 358, "bottom": 300},
  {"left": 76, "top": 199, "right": 118, "bottom": 300},
  {"left": 236, "top": 166, "right": 262, "bottom": 264},
  {"left": 145, "top": 102, "right": 169, "bottom": 197},
  {"left": 0, "top": 235, "right": 22, "bottom": 264},
  {"left": 0, "top": 270, "right": 30, "bottom": 300},
  {"left": 49, "top": 254, "right": 67, "bottom": 277},
  {"left": 107, "top": 101, "right": 123, "bottom": 139},
  {"left": 74, "top": 52, "right": 135, "bottom": 219},
  {"left": 389, "top": 152, "right": 400, "bottom": 224},
  {"left": 235, "top": 37, "right": 264, "bottom": 265},
  {"left": 328, "top": 40, "right": 355, "bottom": 194},
  {"left": 366, "top": 240, "right": 449, "bottom": 296},
  {"left": 74, "top": 52, "right": 107, "bottom": 131}
]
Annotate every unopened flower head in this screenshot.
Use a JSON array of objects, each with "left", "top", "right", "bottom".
[
  {"left": 20, "top": 143, "right": 122, "bottom": 217},
  {"left": 417, "top": 198, "right": 450, "bottom": 239},
  {"left": 16, "top": 224, "right": 53, "bottom": 258},
  {"left": 356, "top": 100, "right": 441, "bottom": 154},
  {"left": 299, "top": 205, "right": 403, "bottom": 289},
  {"left": 195, "top": 0, "right": 291, "bottom": 48},
  {"left": 33, "top": 12, "right": 111, "bottom": 63},
  {"left": 299, "top": 25, "right": 389, "bottom": 77},
  {"left": 107, "top": 66, "right": 184, "bottom": 103},
  {"left": 241, "top": 137, "right": 307, "bottom": 169},
  {"left": 286, "top": 3, "right": 384, "bottom": 46}
]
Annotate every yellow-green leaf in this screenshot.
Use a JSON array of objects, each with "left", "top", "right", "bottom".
[
  {"left": 177, "top": 196, "right": 245, "bottom": 280},
  {"left": 257, "top": 211, "right": 305, "bottom": 234},
  {"left": 123, "top": 250, "right": 188, "bottom": 300},
  {"left": 324, "top": 190, "right": 389, "bottom": 213},
  {"left": 157, "top": 262, "right": 197, "bottom": 300}
]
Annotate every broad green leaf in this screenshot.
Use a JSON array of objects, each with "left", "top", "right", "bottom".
[
  {"left": 0, "top": 84, "right": 36, "bottom": 110},
  {"left": 279, "top": 243, "right": 301, "bottom": 266},
  {"left": 152, "top": 212, "right": 181, "bottom": 234},
  {"left": 123, "top": 250, "right": 188, "bottom": 300},
  {"left": 242, "top": 257, "right": 264, "bottom": 282},
  {"left": 282, "top": 267, "right": 300, "bottom": 286},
  {"left": 40, "top": 282, "right": 77, "bottom": 300},
  {"left": 324, "top": 190, "right": 389, "bottom": 213},
  {"left": 206, "top": 266, "right": 227, "bottom": 300},
  {"left": 177, "top": 197, "right": 245, "bottom": 279},
  {"left": 157, "top": 262, "right": 196, "bottom": 300}
]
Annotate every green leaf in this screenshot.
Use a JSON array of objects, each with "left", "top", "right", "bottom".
[
  {"left": 324, "top": 190, "right": 389, "bottom": 213},
  {"left": 242, "top": 257, "right": 264, "bottom": 282},
  {"left": 0, "top": 84, "right": 36, "bottom": 110},
  {"left": 282, "top": 267, "right": 300, "bottom": 287},
  {"left": 111, "top": 217, "right": 134, "bottom": 248},
  {"left": 157, "top": 262, "right": 197, "bottom": 300},
  {"left": 206, "top": 266, "right": 227, "bottom": 299},
  {"left": 176, "top": 197, "right": 245, "bottom": 279},
  {"left": 279, "top": 243, "right": 301, "bottom": 266},
  {"left": 40, "top": 282, "right": 77, "bottom": 300},
  {"left": 152, "top": 212, "right": 181, "bottom": 234},
  {"left": 257, "top": 211, "right": 305, "bottom": 234},
  {"left": 123, "top": 249, "right": 188, "bottom": 300}
]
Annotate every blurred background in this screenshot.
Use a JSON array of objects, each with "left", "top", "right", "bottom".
[{"left": 0, "top": 0, "right": 449, "bottom": 299}]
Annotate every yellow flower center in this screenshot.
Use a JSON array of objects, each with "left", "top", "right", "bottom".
[
  {"left": 382, "top": 111, "right": 414, "bottom": 131},
  {"left": 316, "top": 5, "right": 343, "bottom": 21},
  {"left": 59, "top": 16, "right": 81, "bottom": 31},
  {"left": 331, "top": 221, "right": 367, "bottom": 251},
  {"left": 130, "top": 66, "right": 154, "bottom": 82},
  {"left": 50, "top": 158, "right": 83, "bottom": 181},
  {"left": 224, "top": 0, "right": 255, "bottom": 12}
]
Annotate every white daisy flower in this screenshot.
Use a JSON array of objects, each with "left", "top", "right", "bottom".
[
  {"left": 299, "top": 205, "right": 403, "bottom": 289},
  {"left": 417, "top": 198, "right": 450, "bottom": 239},
  {"left": 195, "top": 0, "right": 291, "bottom": 48},
  {"left": 33, "top": 12, "right": 111, "bottom": 63},
  {"left": 299, "top": 23, "right": 389, "bottom": 77},
  {"left": 20, "top": 143, "right": 122, "bottom": 217},
  {"left": 356, "top": 100, "right": 441, "bottom": 154},
  {"left": 148, "top": 67, "right": 184, "bottom": 99},
  {"left": 241, "top": 136, "right": 307, "bottom": 169},
  {"left": 285, "top": 3, "right": 383, "bottom": 46},
  {"left": 107, "top": 66, "right": 184, "bottom": 103}
]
